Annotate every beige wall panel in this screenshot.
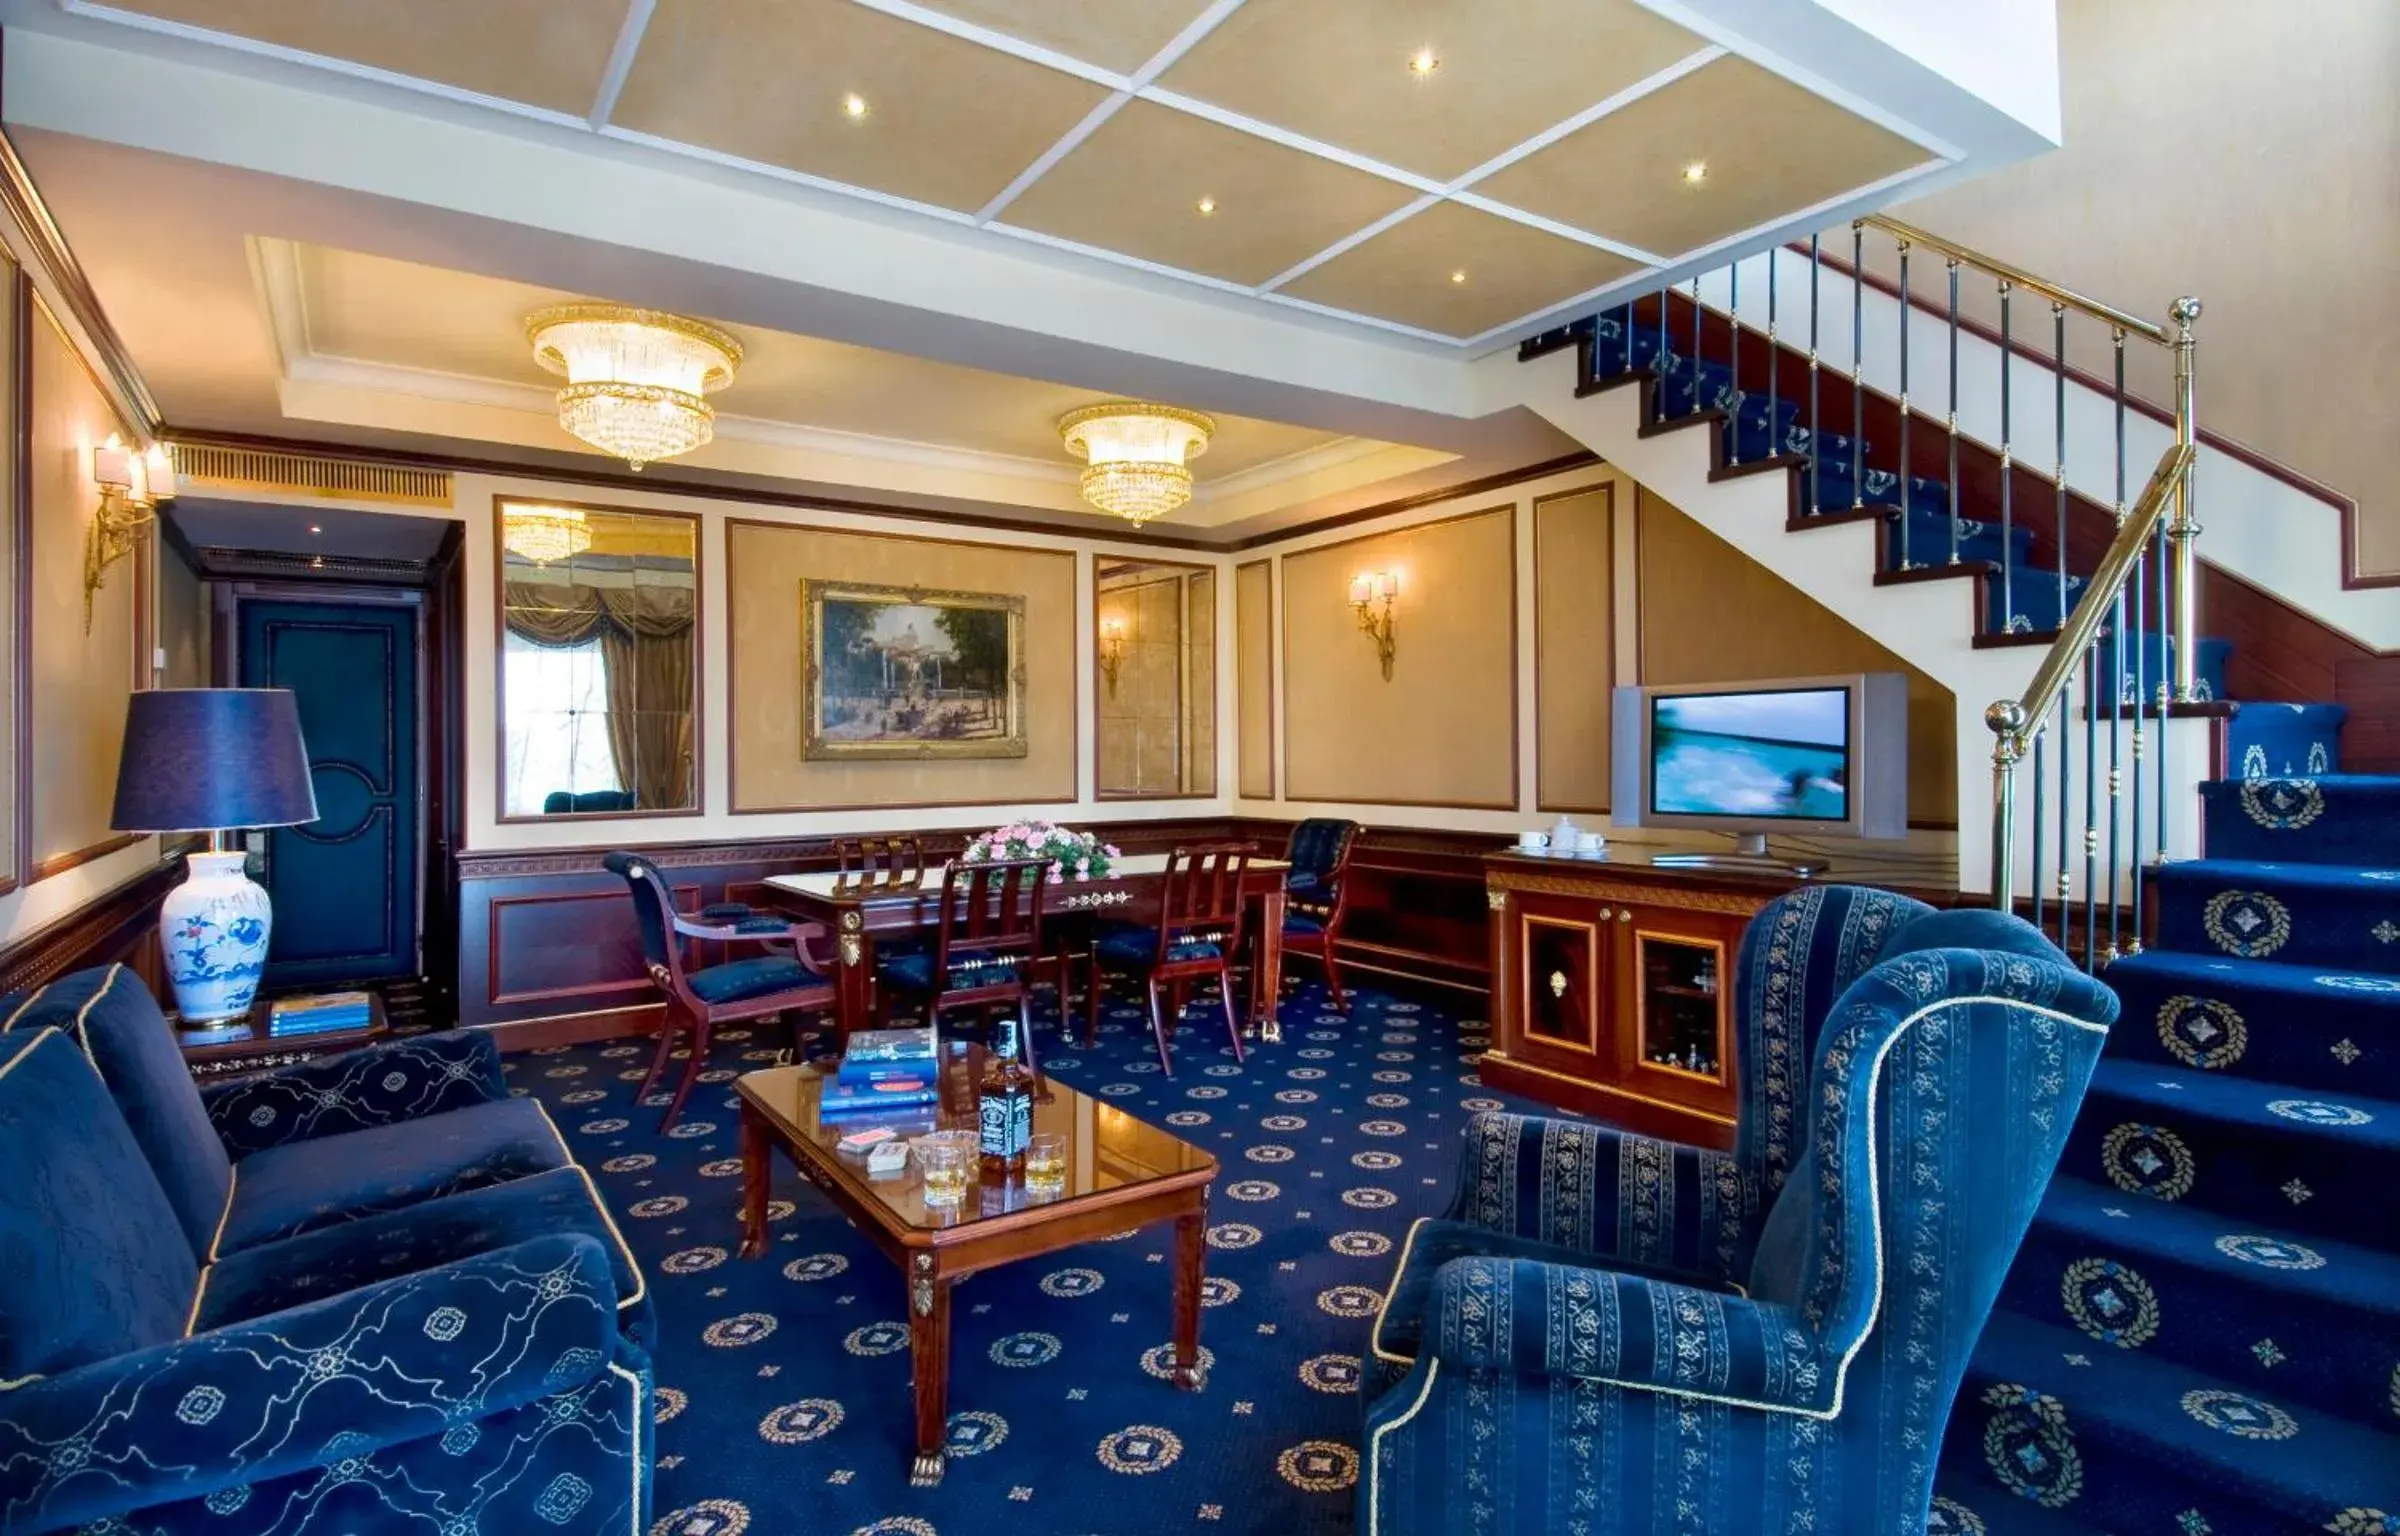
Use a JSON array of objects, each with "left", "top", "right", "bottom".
[
  {"left": 112, "top": 0, "right": 625, "bottom": 116},
  {"left": 28, "top": 303, "right": 136, "bottom": 871},
  {"left": 1236, "top": 560, "right": 1274, "bottom": 799},
  {"left": 1184, "top": 569, "right": 1216, "bottom": 794},
  {"left": 158, "top": 542, "right": 207, "bottom": 689},
  {"left": 1284, "top": 507, "right": 1516, "bottom": 808},
  {"left": 727, "top": 522, "right": 1075, "bottom": 811},
  {"left": 1876, "top": 0, "right": 2400, "bottom": 575},
  {"left": 1637, "top": 489, "right": 1955, "bottom": 824},
  {"left": 1534, "top": 487, "right": 1613, "bottom": 811}
]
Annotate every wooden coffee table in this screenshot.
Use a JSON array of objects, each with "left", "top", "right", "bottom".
[{"left": 736, "top": 1044, "right": 1218, "bottom": 1487}]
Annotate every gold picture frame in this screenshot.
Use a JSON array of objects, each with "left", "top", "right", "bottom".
[{"left": 800, "top": 578, "right": 1029, "bottom": 760}]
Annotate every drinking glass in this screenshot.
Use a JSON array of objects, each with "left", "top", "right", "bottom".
[
  {"left": 1025, "top": 1131, "right": 1068, "bottom": 1193},
  {"left": 916, "top": 1131, "right": 977, "bottom": 1206}
]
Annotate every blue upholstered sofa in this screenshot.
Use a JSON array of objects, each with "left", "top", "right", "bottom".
[
  {"left": 0, "top": 967, "right": 653, "bottom": 1534},
  {"left": 1360, "top": 890, "right": 2120, "bottom": 1535}
]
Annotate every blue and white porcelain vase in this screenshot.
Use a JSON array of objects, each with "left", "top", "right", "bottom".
[{"left": 160, "top": 850, "right": 273, "bottom": 1024}]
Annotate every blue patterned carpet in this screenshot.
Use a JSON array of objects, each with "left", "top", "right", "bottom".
[{"left": 503, "top": 977, "right": 1544, "bottom": 1536}]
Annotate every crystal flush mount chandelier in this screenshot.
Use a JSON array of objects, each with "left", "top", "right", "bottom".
[
  {"left": 1057, "top": 402, "right": 1215, "bottom": 525},
  {"left": 525, "top": 304, "right": 743, "bottom": 470},
  {"left": 502, "top": 504, "right": 594, "bottom": 567}
]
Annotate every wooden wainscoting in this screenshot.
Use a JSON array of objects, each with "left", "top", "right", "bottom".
[
  {"left": 0, "top": 855, "right": 183, "bottom": 1002},
  {"left": 463, "top": 817, "right": 1508, "bottom": 1047}
]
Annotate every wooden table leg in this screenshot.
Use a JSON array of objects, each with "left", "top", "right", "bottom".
[
  {"left": 1170, "top": 1201, "right": 1207, "bottom": 1391},
  {"left": 907, "top": 1253, "right": 952, "bottom": 1486},
  {"left": 1254, "top": 889, "right": 1285, "bottom": 1045},
  {"left": 738, "top": 1102, "right": 773, "bottom": 1260}
]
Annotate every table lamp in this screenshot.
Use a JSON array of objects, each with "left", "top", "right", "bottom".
[{"left": 111, "top": 688, "right": 319, "bottom": 1028}]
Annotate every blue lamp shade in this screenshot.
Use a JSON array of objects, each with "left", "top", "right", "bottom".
[{"left": 112, "top": 688, "right": 318, "bottom": 833}]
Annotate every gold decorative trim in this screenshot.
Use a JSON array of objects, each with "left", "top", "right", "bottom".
[
  {"left": 1481, "top": 1050, "right": 1739, "bottom": 1125},
  {"left": 1489, "top": 869, "right": 1771, "bottom": 917},
  {"left": 1517, "top": 914, "right": 1599, "bottom": 1056},
  {"left": 1055, "top": 400, "right": 1217, "bottom": 443}
]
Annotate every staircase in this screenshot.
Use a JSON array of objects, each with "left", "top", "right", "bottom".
[{"left": 1508, "top": 229, "right": 2398, "bottom": 1533}]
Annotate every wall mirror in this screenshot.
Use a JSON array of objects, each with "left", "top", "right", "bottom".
[
  {"left": 497, "top": 499, "right": 701, "bottom": 820},
  {"left": 1095, "top": 558, "right": 1216, "bottom": 799}
]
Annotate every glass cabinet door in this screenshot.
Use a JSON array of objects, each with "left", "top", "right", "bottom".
[{"left": 1632, "top": 931, "right": 1728, "bottom": 1081}]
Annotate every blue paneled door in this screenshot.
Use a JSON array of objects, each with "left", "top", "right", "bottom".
[{"left": 237, "top": 598, "right": 420, "bottom": 988}]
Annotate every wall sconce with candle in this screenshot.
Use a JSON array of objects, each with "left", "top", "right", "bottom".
[
  {"left": 1348, "top": 569, "right": 1399, "bottom": 681},
  {"left": 1098, "top": 613, "right": 1129, "bottom": 697},
  {"left": 86, "top": 433, "right": 176, "bottom": 633}
]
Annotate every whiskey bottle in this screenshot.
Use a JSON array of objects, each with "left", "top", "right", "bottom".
[{"left": 978, "top": 1017, "right": 1033, "bottom": 1176}]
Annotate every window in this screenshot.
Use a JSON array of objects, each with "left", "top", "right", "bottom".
[{"left": 502, "top": 630, "right": 621, "bottom": 817}]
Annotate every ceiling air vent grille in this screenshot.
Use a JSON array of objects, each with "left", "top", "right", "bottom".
[
  {"left": 195, "top": 547, "right": 432, "bottom": 582},
  {"left": 171, "top": 444, "right": 452, "bottom": 507}
]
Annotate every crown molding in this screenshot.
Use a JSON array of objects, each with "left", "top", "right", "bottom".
[{"left": 0, "top": 124, "right": 160, "bottom": 432}]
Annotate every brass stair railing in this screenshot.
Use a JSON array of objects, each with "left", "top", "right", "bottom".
[{"left": 1520, "top": 214, "right": 2203, "bottom": 965}]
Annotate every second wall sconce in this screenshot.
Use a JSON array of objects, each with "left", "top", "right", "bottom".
[
  {"left": 87, "top": 434, "right": 176, "bottom": 633},
  {"left": 1348, "top": 569, "right": 1399, "bottom": 681},
  {"left": 1099, "top": 613, "right": 1129, "bottom": 697}
]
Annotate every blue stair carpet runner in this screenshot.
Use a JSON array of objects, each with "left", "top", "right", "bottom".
[
  {"left": 502, "top": 980, "right": 1547, "bottom": 1536},
  {"left": 1932, "top": 770, "right": 2400, "bottom": 1535}
]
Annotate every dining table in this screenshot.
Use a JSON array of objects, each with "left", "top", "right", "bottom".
[{"left": 762, "top": 850, "right": 1292, "bottom": 1045}]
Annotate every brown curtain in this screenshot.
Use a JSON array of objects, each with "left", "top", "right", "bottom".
[{"left": 506, "top": 583, "right": 694, "bottom": 806}]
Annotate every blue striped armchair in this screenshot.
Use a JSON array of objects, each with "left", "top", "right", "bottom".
[{"left": 1360, "top": 893, "right": 2118, "bottom": 1534}]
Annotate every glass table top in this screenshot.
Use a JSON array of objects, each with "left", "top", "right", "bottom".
[{"left": 737, "top": 1043, "right": 1218, "bottom": 1232}]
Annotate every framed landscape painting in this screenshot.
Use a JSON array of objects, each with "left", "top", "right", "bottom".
[{"left": 800, "top": 579, "right": 1029, "bottom": 760}]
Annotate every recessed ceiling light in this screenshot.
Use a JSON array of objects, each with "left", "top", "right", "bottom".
[
  {"left": 1449, "top": 269, "right": 1468, "bottom": 285},
  {"left": 1195, "top": 196, "right": 1217, "bottom": 216},
  {"left": 308, "top": 524, "right": 323, "bottom": 535},
  {"left": 842, "top": 93, "right": 869, "bottom": 120},
  {"left": 1407, "top": 47, "right": 1439, "bottom": 77},
  {"left": 1682, "top": 161, "right": 1708, "bottom": 185}
]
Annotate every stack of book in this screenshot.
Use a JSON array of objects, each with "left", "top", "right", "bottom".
[
  {"left": 820, "top": 1025, "right": 938, "bottom": 1114},
  {"left": 267, "top": 991, "right": 374, "bottom": 1039}
]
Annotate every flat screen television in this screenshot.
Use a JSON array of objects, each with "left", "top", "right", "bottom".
[{"left": 1611, "top": 674, "right": 1908, "bottom": 858}]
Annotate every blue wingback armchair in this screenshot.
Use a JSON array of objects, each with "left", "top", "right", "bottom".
[
  {"left": 0, "top": 1023, "right": 652, "bottom": 1535},
  {"left": 1360, "top": 894, "right": 2118, "bottom": 1535}
]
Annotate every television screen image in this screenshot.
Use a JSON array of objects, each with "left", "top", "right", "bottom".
[{"left": 1649, "top": 687, "right": 1851, "bottom": 822}]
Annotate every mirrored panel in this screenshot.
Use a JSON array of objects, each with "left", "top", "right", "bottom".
[
  {"left": 1095, "top": 558, "right": 1216, "bottom": 799},
  {"left": 497, "top": 499, "right": 701, "bottom": 819}
]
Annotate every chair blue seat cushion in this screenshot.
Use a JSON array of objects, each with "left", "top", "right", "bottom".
[
  {"left": 198, "top": 1165, "right": 653, "bottom": 1345},
  {"left": 687, "top": 954, "right": 823, "bottom": 1004},
  {"left": 1370, "top": 1217, "right": 1735, "bottom": 1370},
  {"left": 1282, "top": 912, "right": 1327, "bottom": 938},
  {"left": 878, "top": 948, "right": 1018, "bottom": 994},
  {"left": 216, "top": 1096, "right": 568, "bottom": 1256},
  {"left": 697, "top": 901, "right": 753, "bottom": 922},
  {"left": 1093, "top": 922, "right": 1222, "bottom": 968}
]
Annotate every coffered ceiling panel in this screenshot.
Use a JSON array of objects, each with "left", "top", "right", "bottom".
[
  {"left": 1478, "top": 55, "right": 1933, "bottom": 256},
  {"left": 1280, "top": 201, "right": 1639, "bottom": 338},
  {"left": 103, "top": 0, "right": 627, "bottom": 116},
  {"left": 615, "top": 0, "right": 1113, "bottom": 212},
  {"left": 1157, "top": 0, "right": 1706, "bottom": 182},
  {"left": 1001, "top": 101, "right": 1419, "bottom": 287},
  {"left": 907, "top": 0, "right": 1218, "bottom": 74}
]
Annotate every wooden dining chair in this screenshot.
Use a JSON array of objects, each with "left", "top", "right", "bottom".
[
  {"left": 874, "top": 857, "right": 1048, "bottom": 1072},
  {"left": 1276, "top": 817, "right": 1361, "bottom": 1010},
  {"left": 836, "top": 835, "right": 925, "bottom": 889},
  {"left": 1086, "top": 842, "right": 1254, "bottom": 1075},
  {"left": 602, "top": 851, "right": 841, "bottom": 1131}
]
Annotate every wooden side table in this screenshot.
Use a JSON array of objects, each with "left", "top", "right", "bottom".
[{"left": 177, "top": 992, "right": 390, "bottom": 1080}]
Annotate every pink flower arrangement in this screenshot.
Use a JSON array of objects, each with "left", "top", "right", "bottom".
[{"left": 959, "top": 821, "right": 1118, "bottom": 881}]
